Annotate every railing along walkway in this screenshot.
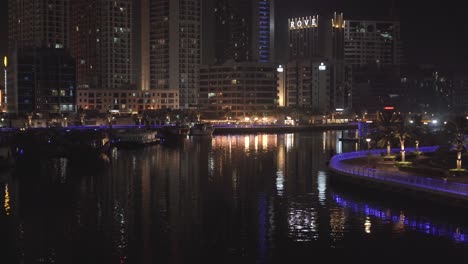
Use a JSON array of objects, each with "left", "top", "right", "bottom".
[{"left": 329, "top": 146, "right": 468, "bottom": 197}]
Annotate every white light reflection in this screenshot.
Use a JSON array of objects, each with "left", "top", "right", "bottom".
[
  {"left": 59, "top": 158, "right": 67, "bottom": 183},
  {"left": 254, "top": 135, "right": 258, "bottom": 152},
  {"left": 285, "top": 133, "right": 294, "bottom": 151},
  {"left": 317, "top": 171, "right": 326, "bottom": 205},
  {"left": 276, "top": 170, "right": 284, "bottom": 196},
  {"left": 365, "top": 216, "right": 371, "bottom": 233},
  {"left": 288, "top": 206, "right": 318, "bottom": 241}
]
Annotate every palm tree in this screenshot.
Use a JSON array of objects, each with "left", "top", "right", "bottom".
[
  {"left": 393, "top": 114, "right": 413, "bottom": 162},
  {"left": 374, "top": 111, "right": 398, "bottom": 156},
  {"left": 445, "top": 116, "right": 467, "bottom": 170}
]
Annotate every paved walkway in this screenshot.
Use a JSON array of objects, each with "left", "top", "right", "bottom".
[{"left": 329, "top": 147, "right": 468, "bottom": 198}]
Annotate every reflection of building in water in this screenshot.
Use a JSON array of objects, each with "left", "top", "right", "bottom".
[{"left": 329, "top": 207, "right": 347, "bottom": 245}]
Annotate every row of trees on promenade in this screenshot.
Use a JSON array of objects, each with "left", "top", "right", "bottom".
[{"left": 371, "top": 111, "right": 467, "bottom": 170}]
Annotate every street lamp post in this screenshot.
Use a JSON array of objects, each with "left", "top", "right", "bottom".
[{"left": 366, "top": 138, "right": 371, "bottom": 167}]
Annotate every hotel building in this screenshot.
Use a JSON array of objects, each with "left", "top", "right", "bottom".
[
  {"left": 199, "top": 62, "right": 277, "bottom": 119},
  {"left": 76, "top": 89, "right": 179, "bottom": 114},
  {"left": 285, "top": 13, "right": 350, "bottom": 113}
]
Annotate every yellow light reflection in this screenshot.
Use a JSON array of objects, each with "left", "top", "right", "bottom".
[
  {"left": 4, "top": 184, "right": 10, "bottom": 216},
  {"left": 244, "top": 135, "right": 250, "bottom": 152},
  {"left": 262, "top": 134, "right": 268, "bottom": 150},
  {"left": 322, "top": 131, "right": 326, "bottom": 152},
  {"left": 254, "top": 135, "right": 258, "bottom": 152}
]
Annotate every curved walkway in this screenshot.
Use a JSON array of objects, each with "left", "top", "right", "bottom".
[{"left": 328, "top": 146, "right": 468, "bottom": 200}]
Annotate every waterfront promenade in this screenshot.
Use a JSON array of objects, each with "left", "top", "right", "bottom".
[{"left": 328, "top": 146, "right": 468, "bottom": 205}]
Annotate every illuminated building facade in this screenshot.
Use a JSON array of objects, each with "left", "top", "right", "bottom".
[
  {"left": 285, "top": 13, "right": 350, "bottom": 113},
  {"left": 76, "top": 88, "right": 179, "bottom": 114},
  {"left": 288, "top": 16, "right": 319, "bottom": 60},
  {"left": 149, "top": 0, "right": 200, "bottom": 109},
  {"left": 71, "top": 0, "right": 133, "bottom": 90},
  {"left": 199, "top": 62, "right": 277, "bottom": 119}
]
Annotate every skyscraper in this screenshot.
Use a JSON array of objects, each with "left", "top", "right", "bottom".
[
  {"left": 344, "top": 17, "right": 404, "bottom": 113},
  {"left": 8, "top": 0, "right": 70, "bottom": 50},
  {"left": 344, "top": 19, "right": 403, "bottom": 68},
  {"left": 149, "top": 0, "right": 201, "bottom": 109},
  {"left": 204, "top": 0, "right": 275, "bottom": 64},
  {"left": 71, "top": 0, "right": 133, "bottom": 90},
  {"left": 285, "top": 12, "right": 350, "bottom": 113}
]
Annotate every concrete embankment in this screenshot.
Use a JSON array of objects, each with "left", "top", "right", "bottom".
[{"left": 328, "top": 147, "right": 468, "bottom": 208}]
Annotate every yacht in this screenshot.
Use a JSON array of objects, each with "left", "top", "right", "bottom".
[
  {"left": 114, "top": 129, "right": 159, "bottom": 147},
  {"left": 190, "top": 123, "right": 214, "bottom": 136}
]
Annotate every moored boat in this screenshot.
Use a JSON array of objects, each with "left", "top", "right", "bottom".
[
  {"left": 160, "top": 124, "right": 190, "bottom": 138},
  {"left": 190, "top": 122, "right": 214, "bottom": 136},
  {"left": 113, "top": 129, "right": 159, "bottom": 147}
]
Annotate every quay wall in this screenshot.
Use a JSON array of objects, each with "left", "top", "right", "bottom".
[{"left": 328, "top": 147, "right": 468, "bottom": 207}]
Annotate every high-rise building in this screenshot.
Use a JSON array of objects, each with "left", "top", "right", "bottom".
[
  {"left": 344, "top": 19, "right": 403, "bottom": 68},
  {"left": 149, "top": 0, "right": 201, "bottom": 109},
  {"left": 71, "top": 0, "right": 133, "bottom": 90},
  {"left": 8, "top": 0, "right": 70, "bottom": 50},
  {"left": 133, "top": 0, "right": 150, "bottom": 91},
  {"left": 203, "top": 0, "right": 275, "bottom": 64},
  {"left": 288, "top": 16, "right": 319, "bottom": 60},
  {"left": 344, "top": 18, "right": 404, "bottom": 113},
  {"left": 8, "top": 0, "right": 75, "bottom": 116},
  {"left": 285, "top": 13, "right": 350, "bottom": 113}
]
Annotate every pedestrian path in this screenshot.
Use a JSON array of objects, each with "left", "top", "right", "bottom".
[{"left": 329, "top": 146, "right": 468, "bottom": 198}]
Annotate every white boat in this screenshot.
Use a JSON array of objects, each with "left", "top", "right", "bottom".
[
  {"left": 190, "top": 123, "right": 214, "bottom": 136},
  {"left": 114, "top": 129, "right": 159, "bottom": 147}
]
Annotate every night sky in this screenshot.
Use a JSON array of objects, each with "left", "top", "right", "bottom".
[{"left": 0, "top": 0, "right": 466, "bottom": 68}]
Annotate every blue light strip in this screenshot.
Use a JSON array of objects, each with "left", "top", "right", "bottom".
[
  {"left": 332, "top": 193, "right": 467, "bottom": 244},
  {"left": 329, "top": 146, "right": 468, "bottom": 197}
]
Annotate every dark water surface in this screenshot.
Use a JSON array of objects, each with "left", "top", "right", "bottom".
[{"left": 2, "top": 131, "right": 468, "bottom": 263}]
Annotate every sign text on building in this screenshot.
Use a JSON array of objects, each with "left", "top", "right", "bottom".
[{"left": 288, "top": 16, "right": 318, "bottom": 30}]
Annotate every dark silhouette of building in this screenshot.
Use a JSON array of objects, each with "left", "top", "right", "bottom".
[{"left": 8, "top": 48, "right": 76, "bottom": 115}]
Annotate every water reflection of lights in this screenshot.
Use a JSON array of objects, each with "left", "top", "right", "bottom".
[
  {"left": 285, "top": 134, "right": 294, "bottom": 151},
  {"left": 333, "top": 193, "right": 468, "bottom": 244},
  {"left": 254, "top": 135, "right": 258, "bottom": 152},
  {"left": 4, "top": 184, "right": 10, "bottom": 216},
  {"left": 262, "top": 134, "right": 268, "bottom": 150},
  {"left": 288, "top": 205, "right": 318, "bottom": 241},
  {"left": 59, "top": 158, "right": 67, "bottom": 183},
  {"left": 322, "top": 132, "right": 326, "bottom": 152},
  {"left": 317, "top": 171, "right": 326, "bottom": 205},
  {"left": 276, "top": 170, "right": 284, "bottom": 196},
  {"left": 244, "top": 135, "right": 250, "bottom": 152},
  {"left": 364, "top": 217, "right": 371, "bottom": 233},
  {"left": 114, "top": 201, "right": 128, "bottom": 263},
  {"left": 112, "top": 148, "right": 119, "bottom": 160}
]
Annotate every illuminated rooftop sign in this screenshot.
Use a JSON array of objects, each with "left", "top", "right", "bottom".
[
  {"left": 383, "top": 106, "right": 394, "bottom": 110},
  {"left": 288, "top": 16, "right": 318, "bottom": 30},
  {"left": 3, "top": 56, "right": 6, "bottom": 68}
]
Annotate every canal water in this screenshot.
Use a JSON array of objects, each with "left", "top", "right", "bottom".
[{"left": 1, "top": 131, "right": 468, "bottom": 263}]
